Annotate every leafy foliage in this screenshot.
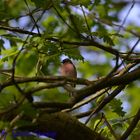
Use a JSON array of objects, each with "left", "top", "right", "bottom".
[
  {"left": 109, "top": 98, "right": 126, "bottom": 117},
  {"left": 0, "top": 0, "right": 140, "bottom": 140}
]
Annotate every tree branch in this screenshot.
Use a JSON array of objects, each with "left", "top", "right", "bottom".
[
  {"left": 0, "top": 76, "right": 90, "bottom": 91},
  {"left": 63, "top": 88, "right": 109, "bottom": 113},
  {"left": 17, "top": 112, "right": 107, "bottom": 140},
  {"left": 0, "top": 24, "right": 120, "bottom": 56},
  {"left": 120, "top": 108, "right": 140, "bottom": 140},
  {"left": 0, "top": 25, "right": 37, "bottom": 35},
  {"left": 103, "top": 113, "right": 119, "bottom": 140},
  {"left": 85, "top": 85, "right": 125, "bottom": 124},
  {"left": 33, "top": 102, "right": 73, "bottom": 110},
  {"left": 72, "top": 66, "right": 140, "bottom": 104}
]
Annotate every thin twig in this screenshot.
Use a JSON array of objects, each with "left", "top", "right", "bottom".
[
  {"left": 103, "top": 113, "right": 119, "bottom": 140},
  {"left": 81, "top": 5, "right": 93, "bottom": 39},
  {"left": 114, "top": 0, "right": 135, "bottom": 39},
  {"left": 11, "top": 9, "right": 46, "bottom": 102},
  {"left": 84, "top": 85, "right": 125, "bottom": 125},
  {"left": 105, "top": 38, "right": 140, "bottom": 79},
  {"left": 72, "top": 65, "right": 140, "bottom": 104},
  {"left": 24, "top": 0, "right": 41, "bottom": 35},
  {"left": 25, "top": 81, "right": 65, "bottom": 96},
  {"left": 120, "top": 108, "right": 140, "bottom": 140},
  {"left": 63, "top": 88, "right": 110, "bottom": 112},
  {"left": 52, "top": 3, "right": 75, "bottom": 33},
  {"left": 94, "top": 113, "right": 104, "bottom": 132},
  {"left": 0, "top": 96, "right": 25, "bottom": 116}
]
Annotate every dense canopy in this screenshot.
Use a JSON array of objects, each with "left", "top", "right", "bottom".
[{"left": 0, "top": 0, "right": 140, "bottom": 140}]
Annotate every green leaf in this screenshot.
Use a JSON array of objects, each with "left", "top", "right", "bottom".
[
  {"left": 93, "top": 0, "right": 101, "bottom": 6},
  {"left": 112, "top": 121, "right": 123, "bottom": 130},
  {"left": 102, "top": 35, "right": 114, "bottom": 46},
  {"left": 42, "top": 16, "right": 59, "bottom": 34},
  {"left": 0, "top": 39, "right": 5, "bottom": 54},
  {"left": 18, "top": 103, "right": 37, "bottom": 117},
  {"left": 92, "top": 32, "right": 114, "bottom": 46},
  {"left": 70, "top": 0, "right": 90, "bottom": 7},
  {"left": 63, "top": 47, "right": 84, "bottom": 61},
  {"left": 2, "top": 34, "right": 23, "bottom": 44},
  {"left": 0, "top": 91, "right": 16, "bottom": 108},
  {"left": 96, "top": 5, "right": 107, "bottom": 18},
  {"left": 108, "top": 98, "right": 126, "bottom": 117},
  {"left": 31, "top": 0, "right": 52, "bottom": 9},
  {"left": 0, "top": 47, "right": 18, "bottom": 62}
]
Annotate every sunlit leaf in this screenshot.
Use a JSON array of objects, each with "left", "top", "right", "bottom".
[{"left": 108, "top": 98, "right": 126, "bottom": 117}]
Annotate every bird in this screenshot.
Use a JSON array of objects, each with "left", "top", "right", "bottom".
[{"left": 60, "top": 58, "right": 77, "bottom": 95}]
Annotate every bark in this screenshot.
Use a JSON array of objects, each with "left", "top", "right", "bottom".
[{"left": 18, "top": 112, "right": 107, "bottom": 140}]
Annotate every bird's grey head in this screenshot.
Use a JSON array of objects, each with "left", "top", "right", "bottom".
[{"left": 62, "top": 58, "right": 72, "bottom": 64}]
